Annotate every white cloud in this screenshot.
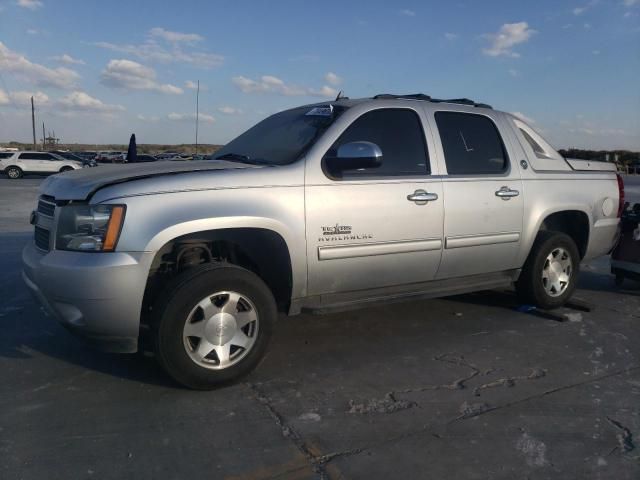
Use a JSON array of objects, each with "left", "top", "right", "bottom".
[
  {"left": 100, "top": 59, "right": 183, "bottom": 94},
  {"left": 167, "top": 112, "right": 215, "bottom": 123},
  {"left": 483, "top": 22, "right": 537, "bottom": 57},
  {"left": 573, "top": 1, "right": 598, "bottom": 15},
  {"left": 10, "top": 90, "right": 49, "bottom": 106},
  {"left": 508, "top": 68, "right": 520, "bottom": 77},
  {"left": 137, "top": 114, "right": 160, "bottom": 122},
  {"left": 26, "top": 28, "right": 38, "bottom": 35},
  {"left": 511, "top": 111, "right": 536, "bottom": 124},
  {"left": 623, "top": 0, "right": 639, "bottom": 6},
  {"left": 444, "top": 32, "right": 458, "bottom": 40},
  {"left": 0, "top": 42, "right": 79, "bottom": 89},
  {"left": 17, "top": 0, "right": 43, "bottom": 10},
  {"left": 149, "top": 27, "right": 203, "bottom": 43},
  {"left": 399, "top": 9, "right": 416, "bottom": 16},
  {"left": 583, "top": 22, "right": 592, "bottom": 29},
  {"left": 0, "top": 89, "right": 10, "bottom": 105},
  {"left": 51, "top": 53, "right": 85, "bottom": 65},
  {"left": 217, "top": 106, "right": 243, "bottom": 115},
  {"left": 56, "top": 91, "right": 125, "bottom": 113},
  {"left": 232, "top": 75, "right": 338, "bottom": 98},
  {"left": 93, "top": 28, "right": 223, "bottom": 68},
  {"left": 184, "top": 80, "right": 208, "bottom": 91},
  {"left": 592, "top": 49, "right": 600, "bottom": 55},
  {"left": 324, "top": 72, "right": 342, "bottom": 86}
]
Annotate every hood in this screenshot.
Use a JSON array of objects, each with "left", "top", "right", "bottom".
[{"left": 40, "top": 160, "right": 255, "bottom": 200}]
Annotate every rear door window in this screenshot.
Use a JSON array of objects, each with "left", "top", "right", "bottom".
[
  {"left": 435, "top": 111, "right": 508, "bottom": 175},
  {"left": 19, "top": 153, "right": 50, "bottom": 160}
]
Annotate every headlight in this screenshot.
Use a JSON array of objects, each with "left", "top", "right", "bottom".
[{"left": 56, "top": 204, "right": 126, "bottom": 252}]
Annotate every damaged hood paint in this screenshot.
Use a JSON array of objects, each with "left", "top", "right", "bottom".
[{"left": 39, "top": 160, "right": 258, "bottom": 200}]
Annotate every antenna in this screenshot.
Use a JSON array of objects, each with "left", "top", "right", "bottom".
[
  {"left": 31, "top": 96, "right": 36, "bottom": 150},
  {"left": 195, "top": 79, "right": 200, "bottom": 156},
  {"left": 334, "top": 90, "right": 343, "bottom": 101}
]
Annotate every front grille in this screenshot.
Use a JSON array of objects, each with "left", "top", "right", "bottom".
[
  {"left": 34, "top": 226, "right": 50, "bottom": 251},
  {"left": 37, "top": 196, "right": 56, "bottom": 217}
]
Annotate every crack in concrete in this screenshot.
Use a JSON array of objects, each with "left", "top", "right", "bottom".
[
  {"left": 346, "top": 353, "right": 545, "bottom": 416},
  {"left": 472, "top": 368, "right": 547, "bottom": 396},
  {"left": 246, "top": 382, "right": 364, "bottom": 479},
  {"left": 448, "top": 365, "right": 640, "bottom": 424},
  {"left": 395, "top": 353, "right": 480, "bottom": 394},
  {"left": 606, "top": 416, "right": 636, "bottom": 454},
  {"left": 348, "top": 392, "right": 416, "bottom": 414}
]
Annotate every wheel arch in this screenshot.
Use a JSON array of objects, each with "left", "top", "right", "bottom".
[
  {"left": 525, "top": 208, "right": 591, "bottom": 262},
  {"left": 142, "top": 226, "right": 295, "bottom": 319}
]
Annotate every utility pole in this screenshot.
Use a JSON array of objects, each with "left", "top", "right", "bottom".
[
  {"left": 42, "top": 122, "right": 45, "bottom": 150},
  {"left": 31, "top": 96, "right": 37, "bottom": 150},
  {"left": 195, "top": 79, "right": 199, "bottom": 156}
]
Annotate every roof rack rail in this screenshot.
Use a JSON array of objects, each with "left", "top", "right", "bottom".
[
  {"left": 431, "top": 97, "right": 493, "bottom": 109},
  {"left": 372, "top": 93, "right": 492, "bottom": 109},
  {"left": 373, "top": 93, "right": 432, "bottom": 101}
]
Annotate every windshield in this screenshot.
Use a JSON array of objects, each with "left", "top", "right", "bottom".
[{"left": 214, "top": 105, "right": 346, "bottom": 165}]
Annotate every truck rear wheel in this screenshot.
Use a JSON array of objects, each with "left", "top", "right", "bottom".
[
  {"left": 152, "top": 264, "right": 276, "bottom": 389},
  {"left": 516, "top": 231, "right": 580, "bottom": 309}
]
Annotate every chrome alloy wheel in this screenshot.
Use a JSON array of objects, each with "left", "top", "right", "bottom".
[
  {"left": 541, "top": 247, "right": 572, "bottom": 297},
  {"left": 7, "top": 168, "right": 20, "bottom": 179},
  {"left": 183, "top": 291, "right": 259, "bottom": 370}
]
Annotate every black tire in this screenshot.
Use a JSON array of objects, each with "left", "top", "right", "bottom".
[
  {"left": 59, "top": 166, "right": 74, "bottom": 173},
  {"left": 614, "top": 272, "right": 625, "bottom": 287},
  {"left": 516, "top": 231, "right": 580, "bottom": 309},
  {"left": 6, "top": 166, "right": 22, "bottom": 179},
  {"left": 152, "top": 263, "right": 276, "bottom": 390}
]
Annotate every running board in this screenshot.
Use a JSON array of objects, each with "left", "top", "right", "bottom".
[{"left": 297, "top": 270, "right": 520, "bottom": 315}]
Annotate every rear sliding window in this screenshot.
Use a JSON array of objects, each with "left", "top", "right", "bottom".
[{"left": 435, "top": 111, "right": 508, "bottom": 175}]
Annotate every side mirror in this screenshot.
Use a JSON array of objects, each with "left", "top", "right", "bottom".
[{"left": 325, "top": 141, "right": 383, "bottom": 176}]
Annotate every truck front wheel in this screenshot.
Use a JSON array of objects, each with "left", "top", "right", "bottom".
[
  {"left": 152, "top": 264, "right": 276, "bottom": 389},
  {"left": 516, "top": 231, "right": 580, "bottom": 310}
]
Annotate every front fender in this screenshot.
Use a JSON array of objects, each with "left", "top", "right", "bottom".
[{"left": 107, "top": 186, "right": 307, "bottom": 299}]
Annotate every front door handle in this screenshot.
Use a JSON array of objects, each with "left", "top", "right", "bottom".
[
  {"left": 495, "top": 186, "right": 519, "bottom": 200},
  {"left": 407, "top": 190, "right": 438, "bottom": 205}
]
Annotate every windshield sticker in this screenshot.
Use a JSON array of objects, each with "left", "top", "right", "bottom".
[{"left": 305, "top": 105, "right": 333, "bottom": 117}]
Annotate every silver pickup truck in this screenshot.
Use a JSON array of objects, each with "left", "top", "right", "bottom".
[{"left": 22, "top": 94, "right": 623, "bottom": 389}]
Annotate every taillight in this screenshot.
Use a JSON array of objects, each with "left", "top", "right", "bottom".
[{"left": 616, "top": 173, "right": 625, "bottom": 217}]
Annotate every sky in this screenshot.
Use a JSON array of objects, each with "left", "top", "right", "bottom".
[{"left": 0, "top": 0, "right": 638, "bottom": 150}]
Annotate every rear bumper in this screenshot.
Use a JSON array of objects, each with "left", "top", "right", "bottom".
[{"left": 22, "top": 241, "right": 154, "bottom": 353}]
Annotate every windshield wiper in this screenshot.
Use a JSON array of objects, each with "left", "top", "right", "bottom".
[{"left": 214, "top": 153, "right": 270, "bottom": 165}]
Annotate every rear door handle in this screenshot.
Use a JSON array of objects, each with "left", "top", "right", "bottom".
[
  {"left": 407, "top": 190, "right": 438, "bottom": 205},
  {"left": 495, "top": 186, "right": 519, "bottom": 200}
]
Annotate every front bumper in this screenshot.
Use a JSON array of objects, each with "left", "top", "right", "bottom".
[{"left": 22, "top": 241, "right": 154, "bottom": 353}]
